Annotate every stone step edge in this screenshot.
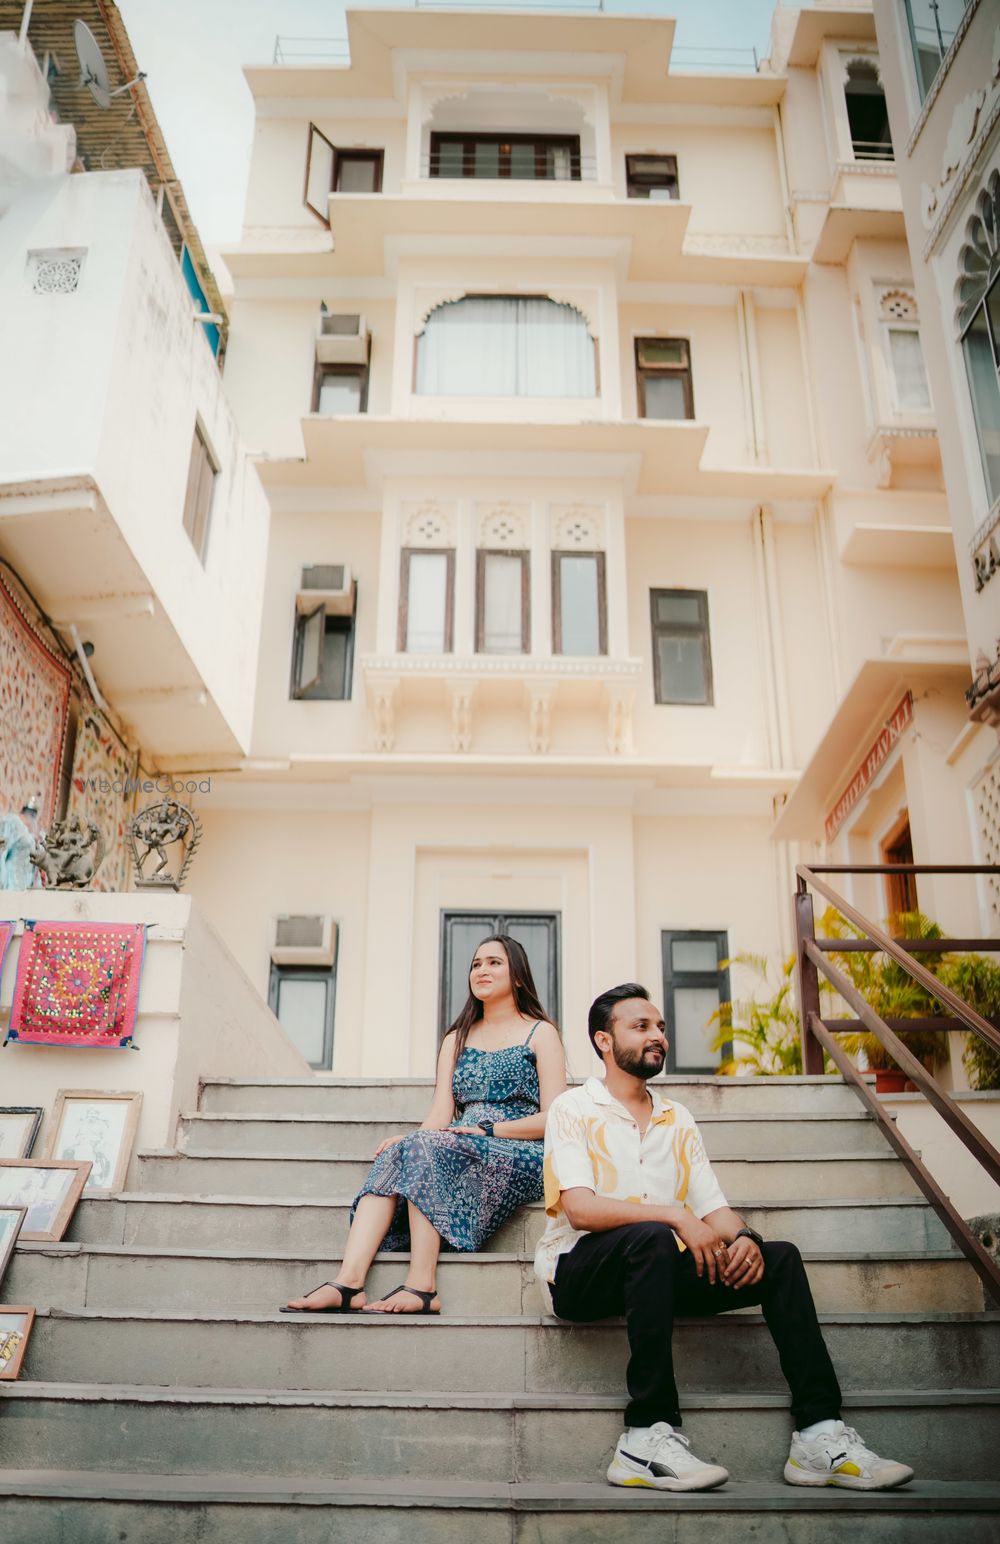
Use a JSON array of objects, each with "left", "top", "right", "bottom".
[
  {"left": 152, "top": 1148, "right": 903, "bottom": 1165},
  {"left": 199, "top": 1075, "right": 868, "bottom": 1089},
  {"left": 34, "top": 1306, "right": 1000, "bottom": 1326},
  {"left": 178, "top": 1110, "right": 881, "bottom": 1125},
  {"left": 77, "top": 1190, "right": 943, "bottom": 1211},
  {"left": 17, "top": 1241, "right": 968, "bottom": 1266},
  {"left": 0, "top": 1471, "right": 995, "bottom": 1514},
  {"left": 2, "top": 1383, "right": 996, "bottom": 1412}
]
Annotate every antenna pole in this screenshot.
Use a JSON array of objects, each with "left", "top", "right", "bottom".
[
  {"left": 19, "top": 0, "right": 33, "bottom": 45},
  {"left": 110, "top": 71, "right": 147, "bottom": 98}
]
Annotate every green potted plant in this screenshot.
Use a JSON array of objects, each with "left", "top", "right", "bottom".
[
  {"left": 709, "top": 953, "right": 826, "bottom": 1076},
  {"left": 939, "top": 954, "right": 1000, "bottom": 1091}
]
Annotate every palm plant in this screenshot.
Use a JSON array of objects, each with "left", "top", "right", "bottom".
[
  {"left": 821, "top": 908, "right": 950, "bottom": 1073},
  {"left": 708, "top": 953, "right": 822, "bottom": 1076}
]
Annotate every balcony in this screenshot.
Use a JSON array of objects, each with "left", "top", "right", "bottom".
[
  {"left": 361, "top": 652, "right": 644, "bottom": 755},
  {"left": 812, "top": 161, "right": 905, "bottom": 264},
  {"left": 254, "top": 414, "right": 834, "bottom": 502},
  {"left": 0, "top": 170, "right": 268, "bottom": 759}
]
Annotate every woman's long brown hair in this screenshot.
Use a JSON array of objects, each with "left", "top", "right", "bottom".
[{"left": 447, "top": 934, "right": 554, "bottom": 1060}]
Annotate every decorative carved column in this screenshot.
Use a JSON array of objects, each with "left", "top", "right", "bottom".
[
  {"left": 525, "top": 682, "right": 554, "bottom": 754},
  {"left": 605, "top": 684, "right": 635, "bottom": 756},
  {"left": 367, "top": 676, "right": 399, "bottom": 752},
  {"left": 447, "top": 679, "right": 476, "bottom": 753}
]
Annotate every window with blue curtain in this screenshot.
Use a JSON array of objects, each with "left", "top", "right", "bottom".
[{"left": 415, "top": 296, "right": 596, "bottom": 397}]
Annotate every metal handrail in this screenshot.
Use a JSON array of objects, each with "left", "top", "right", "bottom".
[{"left": 794, "top": 862, "right": 1000, "bottom": 1306}]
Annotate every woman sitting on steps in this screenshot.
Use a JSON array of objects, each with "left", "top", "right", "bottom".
[{"left": 282, "top": 933, "right": 566, "bottom": 1315}]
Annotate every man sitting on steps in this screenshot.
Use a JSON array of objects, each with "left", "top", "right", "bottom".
[{"left": 534, "top": 981, "right": 915, "bottom": 1494}]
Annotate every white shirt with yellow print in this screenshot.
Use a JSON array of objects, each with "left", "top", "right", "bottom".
[{"left": 534, "top": 1077, "right": 729, "bottom": 1302}]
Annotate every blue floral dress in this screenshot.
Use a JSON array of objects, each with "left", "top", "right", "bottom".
[{"left": 350, "top": 1022, "right": 544, "bottom": 1252}]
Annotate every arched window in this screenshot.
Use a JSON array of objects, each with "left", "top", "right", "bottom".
[
  {"left": 955, "top": 169, "right": 1000, "bottom": 505},
  {"left": 415, "top": 296, "right": 597, "bottom": 398},
  {"left": 843, "top": 58, "right": 893, "bottom": 161}
]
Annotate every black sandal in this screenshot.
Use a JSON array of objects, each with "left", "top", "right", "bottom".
[
  {"left": 365, "top": 1285, "right": 439, "bottom": 1314},
  {"left": 279, "top": 1280, "right": 364, "bottom": 1314}
]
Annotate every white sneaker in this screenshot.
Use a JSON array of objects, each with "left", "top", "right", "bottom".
[
  {"left": 784, "top": 1422, "right": 914, "bottom": 1491},
  {"left": 607, "top": 1423, "right": 729, "bottom": 1492}
]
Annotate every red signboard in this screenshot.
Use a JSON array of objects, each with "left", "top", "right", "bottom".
[{"left": 824, "top": 692, "right": 913, "bottom": 844}]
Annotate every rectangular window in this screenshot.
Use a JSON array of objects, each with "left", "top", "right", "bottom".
[
  {"left": 399, "top": 548, "right": 455, "bottom": 654},
  {"left": 661, "top": 930, "right": 731, "bottom": 1074},
  {"left": 552, "top": 551, "right": 607, "bottom": 656},
  {"left": 269, "top": 962, "right": 336, "bottom": 1069},
  {"left": 291, "top": 609, "right": 354, "bottom": 700},
  {"left": 313, "top": 364, "right": 368, "bottom": 415},
  {"left": 843, "top": 58, "right": 893, "bottom": 161},
  {"left": 476, "top": 551, "right": 529, "bottom": 654},
  {"left": 182, "top": 424, "right": 217, "bottom": 563},
  {"left": 429, "top": 133, "right": 580, "bottom": 181},
  {"left": 440, "top": 910, "right": 560, "bottom": 1037},
  {"left": 635, "top": 338, "right": 694, "bottom": 420},
  {"left": 626, "top": 154, "right": 679, "bottom": 200},
  {"left": 304, "top": 126, "right": 383, "bottom": 222},
  {"left": 651, "top": 589, "right": 713, "bottom": 705},
  {"left": 903, "top": 0, "right": 970, "bottom": 101},
  {"left": 886, "top": 326, "right": 931, "bottom": 411}
]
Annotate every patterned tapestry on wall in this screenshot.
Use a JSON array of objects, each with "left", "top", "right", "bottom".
[
  {"left": 5, "top": 920, "right": 147, "bottom": 1049},
  {"left": 0, "top": 574, "right": 71, "bottom": 826},
  {"left": 66, "top": 713, "right": 138, "bottom": 891}
]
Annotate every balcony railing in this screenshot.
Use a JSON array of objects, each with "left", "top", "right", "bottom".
[{"left": 420, "top": 151, "right": 598, "bottom": 182}]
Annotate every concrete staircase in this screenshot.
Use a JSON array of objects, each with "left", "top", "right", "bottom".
[{"left": 3, "top": 1074, "right": 999, "bottom": 1540}]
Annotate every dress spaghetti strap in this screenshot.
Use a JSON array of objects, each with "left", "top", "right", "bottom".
[{"left": 523, "top": 1019, "right": 542, "bottom": 1045}]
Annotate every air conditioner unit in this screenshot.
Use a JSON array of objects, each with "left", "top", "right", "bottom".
[
  {"left": 271, "top": 914, "right": 338, "bottom": 967},
  {"left": 316, "top": 312, "right": 369, "bottom": 364},
  {"left": 296, "top": 563, "right": 356, "bottom": 617}
]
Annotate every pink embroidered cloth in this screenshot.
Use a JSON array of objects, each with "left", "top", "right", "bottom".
[
  {"left": 6, "top": 920, "right": 146, "bottom": 1048},
  {"left": 0, "top": 921, "right": 13, "bottom": 983}
]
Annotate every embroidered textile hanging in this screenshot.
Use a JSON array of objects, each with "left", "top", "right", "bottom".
[
  {"left": 6, "top": 920, "right": 146, "bottom": 1049},
  {"left": 66, "top": 713, "right": 138, "bottom": 892},
  {"left": 0, "top": 575, "right": 72, "bottom": 826}
]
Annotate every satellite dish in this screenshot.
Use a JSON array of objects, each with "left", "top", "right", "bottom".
[{"left": 74, "top": 19, "right": 146, "bottom": 109}]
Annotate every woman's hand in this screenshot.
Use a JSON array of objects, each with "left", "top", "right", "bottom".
[
  {"left": 372, "top": 1134, "right": 407, "bottom": 1158},
  {"left": 448, "top": 1124, "right": 491, "bottom": 1136}
]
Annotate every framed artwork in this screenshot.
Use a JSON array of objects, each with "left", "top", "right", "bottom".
[
  {"left": 0, "top": 1108, "right": 43, "bottom": 1159},
  {"left": 0, "top": 1207, "right": 26, "bottom": 1288},
  {"left": 0, "top": 1160, "right": 90, "bottom": 1242},
  {"left": 43, "top": 1090, "right": 142, "bottom": 1194},
  {"left": 0, "top": 1307, "right": 35, "bottom": 1380}
]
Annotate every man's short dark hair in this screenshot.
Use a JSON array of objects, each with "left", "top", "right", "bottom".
[{"left": 588, "top": 983, "right": 650, "bottom": 1054}]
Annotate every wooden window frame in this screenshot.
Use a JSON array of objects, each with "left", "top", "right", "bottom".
[
  {"left": 290, "top": 609, "right": 355, "bottom": 701},
  {"left": 661, "top": 929, "right": 731, "bottom": 1074},
  {"left": 304, "top": 125, "right": 384, "bottom": 224},
  {"left": 551, "top": 550, "right": 607, "bottom": 657},
  {"left": 635, "top": 337, "right": 694, "bottom": 420},
  {"left": 268, "top": 960, "right": 337, "bottom": 1071},
  {"left": 625, "top": 153, "right": 680, "bottom": 200},
  {"left": 475, "top": 549, "right": 530, "bottom": 655},
  {"left": 312, "top": 361, "right": 369, "bottom": 415},
  {"left": 650, "top": 588, "right": 714, "bottom": 706},
  {"left": 398, "top": 547, "right": 456, "bottom": 654},
  {"left": 182, "top": 422, "right": 218, "bottom": 564},
  {"left": 429, "top": 132, "right": 581, "bottom": 181},
  {"left": 881, "top": 810, "right": 918, "bottom": 918},
  {"left": 439, "top": 909, "right": 561, "bottom": 1039}
]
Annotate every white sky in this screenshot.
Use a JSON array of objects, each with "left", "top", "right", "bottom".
[{"left": 117, "top": 0, "right": 778, "bottom": 246}]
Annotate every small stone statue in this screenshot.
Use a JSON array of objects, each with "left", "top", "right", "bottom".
[
  {"left": 30, "top": 816, "right": 105, "bottom": 890},
  {"left": 128, "top": 799, "right": 202, "bottom": 890}
]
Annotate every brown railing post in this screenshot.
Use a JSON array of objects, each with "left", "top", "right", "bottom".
[{"left": 794, "top": 883, "right": 824, "bottom": 1075}]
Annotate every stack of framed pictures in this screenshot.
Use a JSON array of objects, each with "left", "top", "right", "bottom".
[
  {"left": 43, "top": 1090, "right": 142, "bottom": 1194},
  {"left": 0, "top": 1206, "right": 31, "bottom": 1381}
]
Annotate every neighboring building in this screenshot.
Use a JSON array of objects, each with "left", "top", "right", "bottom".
[
  {"left": 181, "top": 3, "right": 981, "bottom": 1082},
  {"left": 0, "top": 3, "right": 269, "bottom": 885},
  {"left": 870, "top": 0, "right": 1000, "bottom": 922}
]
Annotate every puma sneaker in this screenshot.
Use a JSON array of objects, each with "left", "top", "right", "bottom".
[
  {"left": 784, "top": 1422, "right": 914, "bottom": 1490},
  {"left": 607, "top": 1423, "right": 729, "bottom": 1492}
]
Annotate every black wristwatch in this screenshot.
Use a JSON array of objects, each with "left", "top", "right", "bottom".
[
  {"left": 478, "top": 1121, "right": 495, "bottom": 1137},
  {"left": 732, "top": 1226, "right": 764, "bottom": 1248}
]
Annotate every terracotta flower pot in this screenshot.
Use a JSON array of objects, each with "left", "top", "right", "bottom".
[{"left": 874, "top": 1067, "right": 907, "bottom": 1095}]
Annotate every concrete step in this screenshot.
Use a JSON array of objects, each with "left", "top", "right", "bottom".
[
  {"left": 10, "top": 1243, "right": 982, "bottom": 1316},
  {"left": 22, "top": 1308, "right": 1000, "bottom": 1394},
  {"left": 199, "top": 1074, "right": 873, "bottom": 1121},
  {"left": 176, "top": 1110, "right": 893, "bottom": 1160},
  {"left": 0, "top": 1385, "right": 994, "bottom": 1484},
  {"left": 136, "top": 1148, "right": 918, "bottom": 1203},
  {"left": 69, "top": 1192, "right": 958, "bottom": 1256},
  {"left": 2, "top": 1471, "right": 999, "bottom": 1543}
]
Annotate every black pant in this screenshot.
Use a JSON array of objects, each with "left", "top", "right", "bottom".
[{"left": 551, "top": 1222, "right": 842, "bottom": 1431}]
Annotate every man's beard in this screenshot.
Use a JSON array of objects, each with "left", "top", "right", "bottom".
[{"left": 612, "top": 1040, "right": 665, "bottom": 1080}]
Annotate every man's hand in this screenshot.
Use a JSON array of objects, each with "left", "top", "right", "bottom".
[
  {"left": 671, "top": 1211, "right": 729, "bottom": 1284},
  {"left": 720, "top": 1235, "right": 764, "bottom": 1290}
]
